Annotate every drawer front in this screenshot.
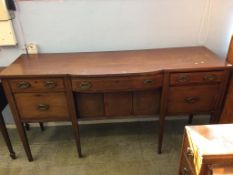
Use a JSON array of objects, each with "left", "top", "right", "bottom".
[
  {"left": 10, "top": 78, "right": 65, "bottom": 92},
  {"left": 180, "top": 155, "right": 194, "bottom": 175},
  {"left": 72, "top": 74, "right": 163, "bottom": 92},
  {"left": 14, "top": 93, "right": 69, "bottom": 120},
  {"left": 170, "top": 71, "right": 224, "bottom": 85},
  {"left": 182, "top": 131, "right": 204, "bottom": 175},
  {"left": 167, "top": 85, "right": 220, "bottom": 114},
  {"left": 182, "top": 134, "right": 197, "bottom": 175}
]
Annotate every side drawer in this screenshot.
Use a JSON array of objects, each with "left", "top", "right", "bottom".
[
  {"left": 182, "top": 133, "right": 198, "bottom": 175},
  {"left": 170, "top": 71, "right": 224, "bottom": 86},
  {"left": 167, "top": 85, "right": 220, "bottom": 114},
  {"left": 72, "top": 74, "right": 163, "bottom": 92},
  {"left": 179, "top": 155, "right": 195, "bottom": 175},
  {"left": 14, "top": 93, "right": 70, "bottom": 120},
  {"left": 181, "top": 131, "right": 203, "bottom": 175},
  {"left": 9, "top": 78, "right": 65, "bottom": 92}
]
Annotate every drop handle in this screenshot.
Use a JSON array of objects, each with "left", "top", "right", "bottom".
[
  {"left": 44, "top": 81, "right": 57, "bottom": 89},
  {"left": 177, "top": 75, "right": 190, "bottom": 83},
  {"left": 80, "top": 81, "right": 92, "bottom": 89},
  {"left": 184, "top": 96, "right": 200, "bottom": 104},
  {"left": 17, "top": 81, "right": 31, "bottom": 89},
  {"left": 186, "top": 147, "right": 194, "bottom": 158},
  {"left": 203, "top": 74, "right": 217, "bottom": 81},
  {"left": 183, "top": 167, "right": 189, "bottom": 175},
  {"left": 37, "top": 104, "right": 50, "bottom": 111},
  {"left": 144, "top": 79, "right": 153, "bottom": 84}
]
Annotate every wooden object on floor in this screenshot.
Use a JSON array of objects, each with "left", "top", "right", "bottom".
[
  {"left": 0, "top": 67, "right": 16, "bottom": 159},
  {"left": 179, "top": 124, "right": 233, "bottom": 175},
  {"left": 210, "top": 165, "right": 233, "bottom": 175},
  {"left": 0, "top": 46, "right": 230, "bottom": 161},
  {"left": 220, "top": 36, "right": 233, "bottom": 123}
]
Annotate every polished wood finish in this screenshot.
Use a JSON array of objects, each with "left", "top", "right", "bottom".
[
  {"left": 76, "top": 93, "right": 104, "bottom": 118},
  {"left": 179, "top": 124, "right": 233, "bottom": 175},
  {"left": 226, "top": 36, "right": 233, "bottom": 63},
  {"left": 9, "top": 78, "right": 65, "bottom": 92},
  {"left": 170, "top": 71, "right": 224, "bottom": 85},
  {"left": 211, "top": 165, "right": 233, "bottom": 175},
  {"left": 220, "top": 36, "right": 233, "bottom": 123},
  {"left": 2, "top": 77, "right": 82, "bottom": 161},
  {"left": 167, "top": 85, "right": 220, "bottom": 114},
  {"left": 220, "top": 77, "right": 233, "bottom": 123},
  {"left": 72, "top": 74, "right": 163, "bottom": 92},
  {"left": 0, "top": 47, "right": 228, "bottom": 77},
  {"left": 14, "top": 92, "right": 70, "bottom": 121},
  {"left": 105, "top": 92, "right": 133, "bottom": 117},
  {"left": 0, "top": 46, "right": 230, "bottom": 161},
  {"left": 133, "top": 90, "right": 161, "bottom": 115},
  {"left": 158, "top": 68, "right": 229, "bottom": 153}
]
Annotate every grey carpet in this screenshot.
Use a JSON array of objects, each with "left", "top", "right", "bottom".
[{"left": 0, "top": 117, "right": 208, "bottom": 175}]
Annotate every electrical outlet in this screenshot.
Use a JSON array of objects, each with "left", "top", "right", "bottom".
[{"left": 26, "top": 43, "right": 38, "bottom": 54}]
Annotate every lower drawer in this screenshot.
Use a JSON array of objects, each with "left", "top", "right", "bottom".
[
  {"left": 167, "top": 85, "right": 220, "bottom": 114},
  {"left": 14, "top": 93, "right": 70, "bottom": 121}
]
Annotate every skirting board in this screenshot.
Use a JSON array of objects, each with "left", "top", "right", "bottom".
[{"left": 6, "top": 115, "right": 210, "bottom": 128}]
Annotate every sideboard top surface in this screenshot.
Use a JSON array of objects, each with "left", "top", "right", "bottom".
[{"left": 0, "top": 46, "right": 229, "bottom": 77}]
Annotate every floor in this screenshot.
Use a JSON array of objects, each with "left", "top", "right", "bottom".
[{"left": 0, "top": 117, "right": 208, "bottom": 175}]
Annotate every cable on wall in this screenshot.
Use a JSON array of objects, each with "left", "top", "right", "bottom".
[
  {"left": 13, "top": 0, "right": 27, "bottom": 52},
  {"left": 198, "top": 0, "right": 213, "bottom": 45}
]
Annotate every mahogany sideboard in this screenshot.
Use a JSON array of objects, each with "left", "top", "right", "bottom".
[
  {"left": 179, "top": 124, "right": 233, "bottom": 175},
  {"left": 0, "top": 46, "right": 230, "bottom": 161}
]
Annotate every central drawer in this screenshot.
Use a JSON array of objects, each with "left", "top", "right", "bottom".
[
  {"left": 14, "top": 93, "right": 70, "bottom": 121},
  {"left": 167, "top": 84, "right": 220, "bottom": 114},
  {"left": 72, "top": 74, "right": 163, "bottom": 92}
]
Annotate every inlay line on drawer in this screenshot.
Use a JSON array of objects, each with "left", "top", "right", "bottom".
[
  {"left": 170, "top": 71, "right": 224, "bottom": 86},
  {"left": 9, "top": 78, "right": 65, "bottom": 92},
  {"left": 72, "top": 74, "right": 163, "bottom": 92}
]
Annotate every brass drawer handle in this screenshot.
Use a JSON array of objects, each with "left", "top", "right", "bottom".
[
  {"left": 44, "top": 81, "right": 57, "bottom": 89},
  {"left": 80, "top": 81, "right": 92, "bottom": 89},
  {"left": 17, "top": 81, "right": 31, "bottom": 89},
  {"left": 144, "top": 79, "right": 153, "bottom": 84},
  {"left": 203, "top": 74, "right": 217, "bottom": 81},
  {"left": 37, "top": 104, "right": 50, "bottom": 111},
  {"left": 186, "top": 147, "right": 194, "bottom": 158},
  {"left": 177, "top": 75, "right": 190, "bottom": 83},
  {"left": 183, "top": 167, "right": 189, "bottom": 175},
  {"left": 184, "top": 96, "right": 200, "bottom": 104}
]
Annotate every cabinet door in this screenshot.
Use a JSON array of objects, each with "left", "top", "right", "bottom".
[
  {"left": 133, "top": 90, "right": 161, "bottom": 115},
  {"left": 76, "top": 93, "right": 104, "bottom": 119},
  {"left": 104, "top": 92, "right": 133, "bottom": 117}
]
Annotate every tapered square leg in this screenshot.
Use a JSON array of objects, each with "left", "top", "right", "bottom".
[
  {"left": 18, "top": 122, "right": 33, "bottom": 161},
  {"left": 0, "top": 114, "right": 16, "bottom": 159}
]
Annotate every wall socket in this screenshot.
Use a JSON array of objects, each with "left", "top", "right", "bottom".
[{"left": 26, "top": 43, "right": 38, "bottom": 54}]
